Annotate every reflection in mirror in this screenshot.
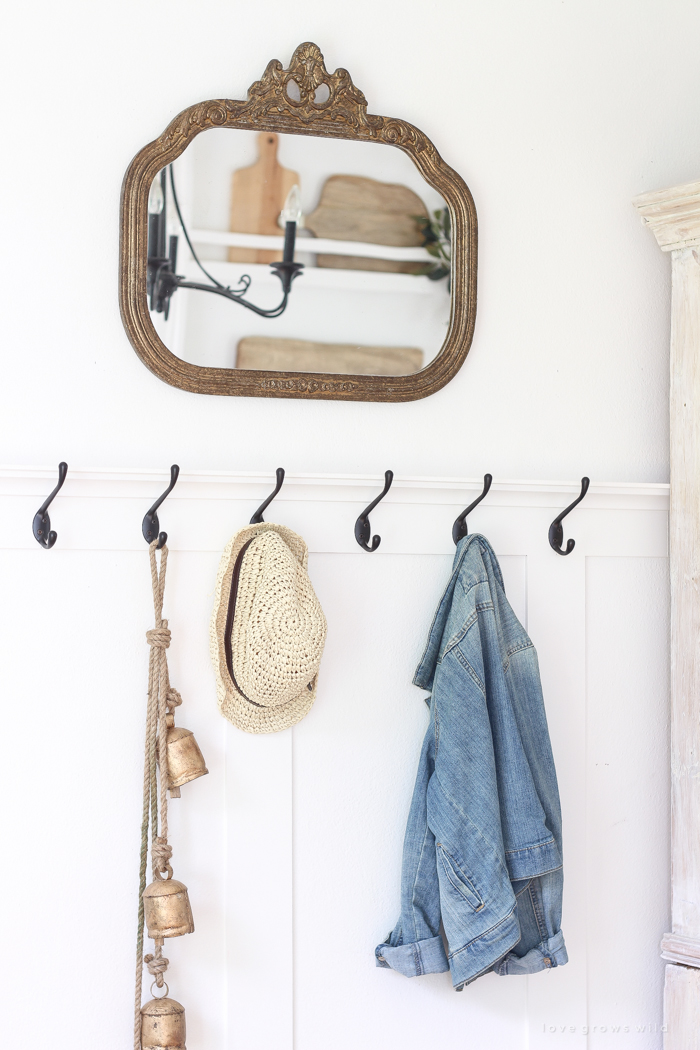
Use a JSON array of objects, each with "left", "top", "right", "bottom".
[{"left": 148, "top": 128, "right": 451, "bottom": 377}]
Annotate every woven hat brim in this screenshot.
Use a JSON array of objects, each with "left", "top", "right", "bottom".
[{"left": 210, "top": 523, "right": 320, "bottom": 734}]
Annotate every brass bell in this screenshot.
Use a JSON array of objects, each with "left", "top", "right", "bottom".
[
  {"left": 141, "top": 996, "right": 186, "bottom": 1050},
  {"left": 143, "top": 879, "right": 195, "bottom": 939},
  {"left": 166, "top": 726, "right": 208, "bottom": 791}
]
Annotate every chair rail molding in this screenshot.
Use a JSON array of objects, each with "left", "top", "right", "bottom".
[{"left": 634, "top": 179, "right": 700, "bottom": 1049}]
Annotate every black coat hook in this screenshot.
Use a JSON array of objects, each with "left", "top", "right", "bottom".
[
  {"left": 355, "top": 470, "right": 393, "bottom": 552},
  {"left": 142, "top": 465, "right": 180, "bottom": 549},
  {"left": 33, "top": 462, "right": 68, "bottom": 549},
  {"left": 453, "top": 474, "right": 492, "bottom": 545},
  {"left": 549, "top": 477, "right": 590, "bottom": 556},
  {"left": 250, "top": 468, "right": 285, "bottom": 523}
]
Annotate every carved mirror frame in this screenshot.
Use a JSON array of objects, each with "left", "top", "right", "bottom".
[{"left": 120, "top": 42, "right": 477, "bottom": 402}]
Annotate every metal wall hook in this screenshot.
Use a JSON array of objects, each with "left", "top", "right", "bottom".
[
  {"left": 453, "top": 474, "right": 492, "bottom": 545},
  {"left": 355, "top": 470, "right": 394, "bottom": 552},
  {"left": 33, "top": 462, "right": 68, "bottom": 549},
  {"left": 250, "top": 468, "right": 285, "bottom": 523},
  {"left": 142, "top": 465, "right": 180, "bottom": 549},
  {"left": 548, "top": 477, "right": 590, "bottom": 556}
]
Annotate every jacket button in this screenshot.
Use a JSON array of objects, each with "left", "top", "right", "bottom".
[
  {"left": 377, "top": 955, "right": 386, "bottom": 962},
  {"left": 543, "top": 957, "right": 551, "bottom": 966}
]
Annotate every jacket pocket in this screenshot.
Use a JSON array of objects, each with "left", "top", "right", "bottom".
[{"left": 436, "top": 843, "right": 485, "bottom": 912}]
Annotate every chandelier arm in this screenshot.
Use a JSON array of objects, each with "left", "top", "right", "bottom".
[
  {"left": 171, "top": 278, "right": 291, "bottom": 318},
  {"left": 150, "top": 163, "right": 303, "bottom": 319},
  {"left": 168, "top": 164, "right": 226, "bottom": 290}
]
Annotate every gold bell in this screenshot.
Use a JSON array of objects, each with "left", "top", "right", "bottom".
[
  {"left": 143, "top": 879, "right": 195, "bottom": 939},
  {"left": 141, "top": 996, "right": 186, "bottom": 1050},
  {"left": 166, "top": 726, "right": 208, "bottom": 792}
]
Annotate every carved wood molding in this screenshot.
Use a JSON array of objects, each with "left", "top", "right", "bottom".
[
  {"left": 158, "top": 43, "right": 434, "bottom": 154},
  {"left": 119, "top": 43, "right": 477, "bottom": 402},
  {"left": 661, "top": 933, "right": 700, "bottom": 969},
  {"left": 633, "top": 179, "right": 700, "bottom": 252}
]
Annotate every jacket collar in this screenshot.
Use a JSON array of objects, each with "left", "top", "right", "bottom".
[{"left": 413, "top": 534, "right": 504, "bottom": 692}]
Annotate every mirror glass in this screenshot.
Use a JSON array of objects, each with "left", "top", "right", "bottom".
[{"left": 147, "top": 128, "right": 451, "bottom": 377}]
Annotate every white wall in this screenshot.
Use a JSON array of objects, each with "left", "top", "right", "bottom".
[
  {"left": 2, "top": 0, "right": 697, "bottom": 480},
  {"left": 0, "top": 1, "right": 691, "bottom": 1047}
]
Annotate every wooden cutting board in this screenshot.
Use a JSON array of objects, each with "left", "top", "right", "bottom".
[
  {"left": 305, "top": 175, "right": 428, "bottom": 273},
  {"left": 228, "top": 132, "right": 299, "bottom": 264},
  {"left": 236, "top": 336, "right": 423, "bottom": 376}
]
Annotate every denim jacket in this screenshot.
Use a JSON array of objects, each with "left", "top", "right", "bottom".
[{"left": 376, "top": 534, "right": 568, "bottom": 989}]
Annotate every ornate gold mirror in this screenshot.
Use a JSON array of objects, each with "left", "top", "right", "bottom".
[{"left": 120, "top": 43, "right": 477, "bottom": 402}]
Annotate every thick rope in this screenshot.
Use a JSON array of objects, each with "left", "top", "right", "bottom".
[
  {"left": 134, "top": 675, "right": 157, "bottom": 1048},
  {"left": 134, "top": 542, "right": 176, "bottom": 1048}
]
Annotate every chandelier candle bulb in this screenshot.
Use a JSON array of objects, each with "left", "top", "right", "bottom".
[
  {"left": 148, "top": 175, "right": 164, "bottom": 215},
  {"left": 280, "top": 183, "right": 303, "bottom": 225},
  {"left": 280, "top": 184, "right": 302, "bottom": 263}
]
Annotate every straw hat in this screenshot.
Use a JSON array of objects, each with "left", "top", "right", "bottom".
[{"left": 210, "top": 523, "right": 327, "bottom": 734}]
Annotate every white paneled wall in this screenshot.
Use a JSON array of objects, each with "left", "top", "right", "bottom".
[{"left": 0, "top": 470, "right": 669, "bottom": 1049}]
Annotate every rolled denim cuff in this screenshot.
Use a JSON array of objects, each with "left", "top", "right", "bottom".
[
  {"left": 449, "top": 907, "right": 521, "bottom": 989},
  {"left": 493, "top": 930, "right": 568, "bottom": 976},
  {"left": 506, "top": 838, "right": 562, "bottom": 881},
  {"left": 375, "top": 935, "right": 449, "bottom": 977}
]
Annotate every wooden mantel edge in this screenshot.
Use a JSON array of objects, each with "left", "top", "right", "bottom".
[
  {"left": 633, "top": 178, "right": 700, "bottom": 251},
  {"left": 661, "top": 933, "right": 700, "bottom": 969}
]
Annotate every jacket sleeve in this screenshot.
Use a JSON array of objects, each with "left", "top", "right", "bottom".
[
  {"left": 375, "top": 707, "right": 450, "bottom": 977},
  {"left": 423, "top": 609, "right": 524, "bottom": 988}
]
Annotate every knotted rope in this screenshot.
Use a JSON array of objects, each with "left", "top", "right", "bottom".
[
  {"left": 134, "top": 541, "right": 181, "bottom": 1048},
  {"left": 144, "top": 944, "right": 170, "bottom": 988}
]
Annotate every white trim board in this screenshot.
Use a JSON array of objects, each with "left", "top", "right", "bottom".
[
  {"left": 189, "top": 228, "right": 434, "bottom": 262},
  {"left": 0, "top": 467, "right": 669, "bottom": 557},
  {"left": 0, "top": 465, "right": 669, "bottom": 503}
]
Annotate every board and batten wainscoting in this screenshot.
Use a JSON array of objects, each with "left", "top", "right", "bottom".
[
  {"left": 635, "top": 179, "right": 700, "bottom": 1049},
  {"left": 0, "top": 469, "right": 669, "bottom": 1049}
]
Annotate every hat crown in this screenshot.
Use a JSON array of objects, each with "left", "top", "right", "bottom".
[
  {"left": 211, "top": 523, "right": 327, "bottom": 733},
  {"left": 230, "top": 530, "right": 326, "bottom": 708}
]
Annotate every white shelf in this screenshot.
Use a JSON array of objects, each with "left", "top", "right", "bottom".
[
  {"left": 183, "top": 258, "right": 447, "bottom": 297},
  {"left": 189, "top": 228, "right": 433, "bottom": 262}
]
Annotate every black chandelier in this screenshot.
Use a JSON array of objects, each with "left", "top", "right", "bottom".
[{"left": 147, "top": 167, "right": 304, "bottom": 320}]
